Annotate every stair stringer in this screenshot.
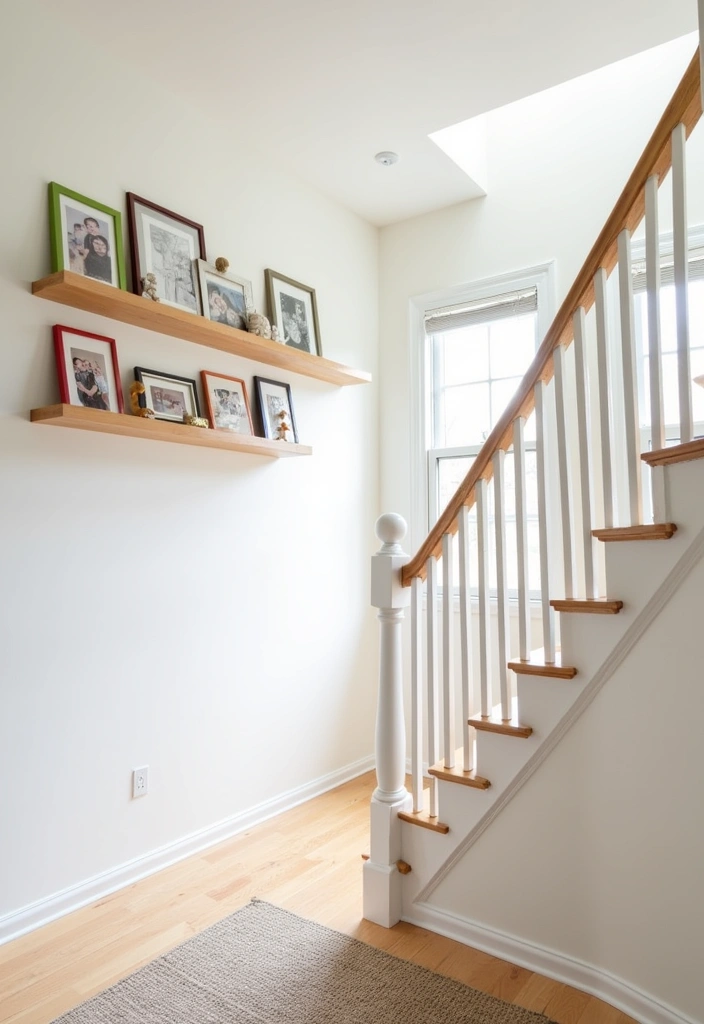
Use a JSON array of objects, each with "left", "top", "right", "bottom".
[{"left": 398, "top": 457, "right": 704, "bottom": 912}]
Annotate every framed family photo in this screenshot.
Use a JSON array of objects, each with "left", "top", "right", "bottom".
[
  {"left": 265, "top": 269, "right": 322, "bottom": 356},
  {"left": 134, "top": 367, "right": 200, "bottom": 422},
  {"left": 201, "top": 371, "right": 254, "bottom": 434},
  {"left": 49, "top": 182, "right": 126, "bottom": 290},
  {"left": 127, "top": 193, "right": 205, "bottom": 315},
  {"left": 196, "top": 261, "right": 252, "bottom": 331},
  {"left": 254, "top": 376, "right": 298, "bottom": 443},
  {"left": 53, "top": 324, "right": 124, "bottom": 413}
]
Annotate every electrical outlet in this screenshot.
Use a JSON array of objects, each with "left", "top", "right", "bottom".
[{"left": 132, "top": 766, "right": 149, "bottom": 799}]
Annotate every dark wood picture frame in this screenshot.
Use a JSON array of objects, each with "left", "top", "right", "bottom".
[
  {"left": 53, "top": 324, "right": 124, "bottom": 413},
  {"left": 254, "top": 376, "right": 299, "bottom": 443},
  {"left": 126, "top": 193, "right": 206, "bottom": 314},
  {"left": 264, "top": 269, "right": 322, "bottom": 356},
  {"left": 134, "top": 366, "right": 201, "bottom": 422}
]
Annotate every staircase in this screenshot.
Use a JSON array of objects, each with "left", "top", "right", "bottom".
[{"left": 363, "top": 49, "right": 704, "bottom": 1024}]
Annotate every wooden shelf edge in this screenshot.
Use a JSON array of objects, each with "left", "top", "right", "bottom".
[
  {"left": 32, "top": 272, "right": 372, "bottom": 388},
  {"left": 30, "top": 404, "right": 312, "bottom": 458}
]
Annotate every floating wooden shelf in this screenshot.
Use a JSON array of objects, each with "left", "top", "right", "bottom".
[
  {"left": 31, "top": 272, "right": 372, "bottom": 388},
  {"left": 30, "top": 404, "right": 312, "bottom": 458}
]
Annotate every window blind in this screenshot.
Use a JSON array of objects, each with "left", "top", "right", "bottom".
[
  {"left": 631, "top": 247, "right": 704, "bottom": 291},
  {"left": 425, "top": 287, "right": 538, "bottom": 334}
]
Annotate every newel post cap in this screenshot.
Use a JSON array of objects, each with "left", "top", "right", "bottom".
[
  {"left": 375, "top": 513, "right": 407, "bottom": 553},
  {"left": 371, "top": 513, "right": 410, "bottom": 610}
]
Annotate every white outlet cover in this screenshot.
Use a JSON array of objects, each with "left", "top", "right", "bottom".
[{"left": 132, "top": 765, "right": 149, "bottom": 799}]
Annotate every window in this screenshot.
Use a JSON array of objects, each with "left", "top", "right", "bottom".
[{"left": 412, "top": 265, "right": 553, "bottom": 595}]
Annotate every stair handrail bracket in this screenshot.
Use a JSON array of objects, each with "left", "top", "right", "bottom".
[{"left": 364, "top": 513, "right": 413, "bottom": 929}]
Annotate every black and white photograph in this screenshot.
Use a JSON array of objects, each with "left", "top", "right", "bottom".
[
  {"left": 53, "top": 325, "right": 124, "bottom": 413},
  {"left": 265, "top": 269, "right": 322, "bottom": 356},
  {"left": 254, "top": 376, "right": 299, "bottom": 443},
  {"left": 201, "top": 371, "right": 253, "bottom": 434},
  {"left": 196, "top": 261, "right": 253, "bottom": 331},
  {"left": 49, "top": 183, "right": 126, "bottom": 289},
  {"left": 133, "top": 367, "right": 200, "bottom": 423},
  {"left": 127, "top": 194, "right": 206, "bottom": 315}
]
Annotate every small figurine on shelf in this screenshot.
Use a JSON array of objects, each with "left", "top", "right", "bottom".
[
  {"left": 276, "top": 409, "right": 292, "bottom": 441},
  {"left": 141, "top": 273, "right": 160, "bottom": 302},
  {"left": 247, "top": 309, "right": 272, "bottom": 339},
  {"left": 271, "top": 324, "right": 287, "bottom": 344},
  {"left": 214, "top": 256, "right": 229, "bottom": 273},
  {"left": 183, "top": 413, "right": 209, "bottom": 428},
  {"left": 129, "top": 381, "right": 155, "bottom": 418}
]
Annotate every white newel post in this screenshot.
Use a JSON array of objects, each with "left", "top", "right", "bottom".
[{"left": 363, "top": 512, "right": 412, "bottom": 929}]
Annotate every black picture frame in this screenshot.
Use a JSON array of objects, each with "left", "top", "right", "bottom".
[
  {"left": 254, "top": 376, "right": 299, "bottom": 443},
  {"left": 134, "top": 367, "right": 201, "bottom": 423},
  {"left": 264, "top": 269, "right": 322, "bottom": 356}
]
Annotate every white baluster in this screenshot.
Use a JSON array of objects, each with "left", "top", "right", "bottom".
[
  {"left": 476, "top": 477, "right": 492, "bottom": 715},
  {"left": 594, "top": 268, "right": 614, "bottom": 529},
  {"left": 553, "top": 344, "right": 574, "bottom": 598},
  {"left": 646, "top": 174, "right": 665, "bottom": 452},
  {"left": 365, "top": 513, "right": 412, "bottom": 929},
  {"left": 441, "top": 532, "right": 455, "bottom": 768},
  {"left": 426, "top": 555, "right": 440, "bottom": 817},
  {"left": 410, "top": 576, "right": 423, "bottom": 813},
  {"left": 700, "top": 0, "right": 704, "bottom": 110},
  {"left": 573, "top": 307, "right": 595, "bottom": 598},
  {"left": 493, "top": 450, "right": 510, "bottom": 720},
  {"left": 672, "top": 123, "right": 693, "bottom": 444},
  {"left": 513, "top": 418, "right": 531, "bottom": 662},
  {"left": 535, "top": 381, "right": 556, "bottom": 662},
  {"left": 458, "top": 505, "right": 473, "bottom": 772},
  {"left": 618, "top": 229, "right": 644, "bottom": 525}
]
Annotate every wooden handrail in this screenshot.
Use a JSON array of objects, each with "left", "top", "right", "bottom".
[{"left": 402, "top": 48, "right": 702, "bottom": 586}]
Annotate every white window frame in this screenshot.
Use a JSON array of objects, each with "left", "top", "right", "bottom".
[{"left": 409, "top": 263, "right": 555, "bottom": 554}]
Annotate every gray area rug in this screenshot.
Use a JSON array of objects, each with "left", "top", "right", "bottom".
[{"left": 53, "top": 900, "right": 557, "bottom": 1023}]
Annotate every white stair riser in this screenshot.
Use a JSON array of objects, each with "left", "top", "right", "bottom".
[
  {"left": 474, "top": 731, "right": 538, "bottom": 788},
  {"left": 516, "top": 674, "right": 582, "bottom": 737}
]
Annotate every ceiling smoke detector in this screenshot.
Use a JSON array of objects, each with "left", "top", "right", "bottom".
[{"left": 374, "top": 151, "right": 399, "bottom": 166}]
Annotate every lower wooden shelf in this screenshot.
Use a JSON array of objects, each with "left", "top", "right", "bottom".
[{"left": 30, "top": 404, "right": 312, "bottom": 458}]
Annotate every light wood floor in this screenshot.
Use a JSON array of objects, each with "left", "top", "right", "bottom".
[{"left": 0, "top": 771, "right": 636, "bottom": 1024}]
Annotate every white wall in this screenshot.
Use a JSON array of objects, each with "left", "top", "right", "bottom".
[{"left": 0, "top": 7, "right": 379, "bottom": 925}]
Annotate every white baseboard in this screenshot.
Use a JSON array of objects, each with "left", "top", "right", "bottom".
[
  {"left": 0, "top": 755, "right": 375, "bottom": 946},
  {"left": 406, "top": 902, "right": 699, "bottom": 1024}
]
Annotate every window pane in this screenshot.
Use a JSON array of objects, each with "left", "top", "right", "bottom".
[
  {"left": 692, "top": 348, "right": 704, "bottom": 423},
  {"left": 491, "top": 378, "right": 522, "bottom": 429},
  {"left": 442, "top": 383, "right": 491, "bottom": 447},
  {"left": 437, "top": 455, "right": 475, "bottom": 519},
  {"left": 489, "top": 314, "right": 537, "bottom": 378},
  {"left": 440, "top": 325, "right": 489, "bottom": 385}
]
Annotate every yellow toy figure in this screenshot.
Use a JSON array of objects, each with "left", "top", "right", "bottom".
[
  {"left": 276, "top": 409, "right": 291, "bottom": 441},
  {"left": 129, "top": 381, "right": 155, "bottom": 418}
]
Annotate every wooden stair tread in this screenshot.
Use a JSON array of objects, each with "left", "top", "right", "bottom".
[
  {"left": 508, "top": 649, "right": 578, "bottom": 679},
  {"left": 550, "top": 598, "right": 623, "bottom": 614},
  {"left": 469, "top": 698, "right": 532, "bottom": 738},
  {"left": 592, "top": 523, "right": 677, "bottom": 541},
  {"left": 428, "top": 758, "right": 491, "bottom": 790},
  {"left": 641, "top": 438, "right": 704, "bottom": 467},
  {"left": 398, "top": 809, "right": 450, "bottom": 834}
]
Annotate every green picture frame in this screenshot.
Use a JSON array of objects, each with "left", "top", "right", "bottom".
[{"left": 48, "top": 182, "right": 127, "bottom": 290}]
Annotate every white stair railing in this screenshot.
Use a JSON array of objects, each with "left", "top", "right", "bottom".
[{"left": 366, "top": 51, "right": 702, "bottom": 929}]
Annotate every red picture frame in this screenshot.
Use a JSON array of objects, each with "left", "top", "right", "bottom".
[{"left": 53, "top": 324, "right": 124, "bottom": 414}]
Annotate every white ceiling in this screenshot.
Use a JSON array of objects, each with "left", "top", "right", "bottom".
[{"left": 46, "top": 0, "right": 698, "bottom": 225}]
